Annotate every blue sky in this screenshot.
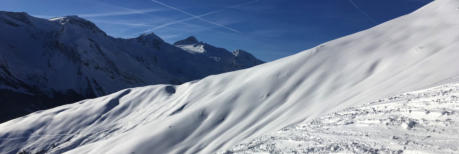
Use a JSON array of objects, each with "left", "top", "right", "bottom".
[{"left": 0, "top": 0, "right": 431, "bottom": 61}]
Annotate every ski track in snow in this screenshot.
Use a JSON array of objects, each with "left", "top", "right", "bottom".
[{"left": 226, "top": 83, "right": 459, "bottom": 154}]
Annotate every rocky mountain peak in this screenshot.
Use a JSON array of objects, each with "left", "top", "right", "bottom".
[{"left": 173, "top": 36, "right": 200, "bottom": 45}]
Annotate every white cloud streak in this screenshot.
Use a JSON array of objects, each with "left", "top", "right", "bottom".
[
  {"left": 150, "top": 0, "right": 242, "bottom": 33},
  {"left": 90, "top": 19, "right": 153, "bottom": 27},
  {"left": 77, "top": 8, "right": 162, "bottom": 18},
  {"left": 348, "top": 0, "right": 377, "bottom": 24},
  {"left": 138, "top": 10, "right": 222, "bottom": 35},
  {"left": 35, "top": 7, "right": 162, "bottom": 20}
]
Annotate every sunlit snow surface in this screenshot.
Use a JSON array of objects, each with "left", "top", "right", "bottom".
[
  {"left": 1, "top": 0, "right": 459, "bottom": 153},
  {"left": 226, "top": 83, "right": 459, "bottom": 154},
  {"left": 176, "top": 44, "right": 206, "bottom": 54}
]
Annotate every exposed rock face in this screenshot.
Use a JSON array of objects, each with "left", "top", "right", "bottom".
[{"left": 174, "top": 36, "right": 264, "bottom": 70}]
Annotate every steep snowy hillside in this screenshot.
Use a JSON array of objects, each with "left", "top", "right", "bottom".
[
  {"left": 226, "top": 83, "right": 459, "bottom": 153},
  {"left": 0, "top": 12, "right": 262, "bottom": 122},
  {"left": 1, "top": 0, "right": 459, "bottom": 153}
]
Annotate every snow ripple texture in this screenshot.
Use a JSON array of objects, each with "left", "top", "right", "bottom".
[{"left": 226, "top": 83, "right": 459, "bottom": 154}]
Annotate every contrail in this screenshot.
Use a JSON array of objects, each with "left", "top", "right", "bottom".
[
  {"left": 38, "top": 8, "right": 161, "bottom": 20},
  {"left": 150, "top": 0, "right": 241, "bottom": 33},
  {"left": 141, "top": 10, "right": 222, "bottom": 34},
  {"left": 149, "top": 0, "right": 259, "bottom": 32},
  {"left": 133, "top": 11, "right": 220, "bottom": 36},
  {"left": 91, "top": 19, "right": 153, "bottom": 27},
  {"left": 348, "top": 0, "right": 377, "bottom": 24},
  {"left": 77, "top": 8, "right": 161, "bottom": 18},
  {"left": 137, "top": 0, "right": 259, "bottom": 35}
]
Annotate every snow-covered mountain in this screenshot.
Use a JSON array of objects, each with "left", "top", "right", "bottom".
[
  {"left": 1, "top": 0, "right": 459, "bottom": 153},
  {"left": 174, "top": 36, "right": 263, "bottom": 69},
  {"left": 0, "top": 12, "right": 263, "bottom": 122}
]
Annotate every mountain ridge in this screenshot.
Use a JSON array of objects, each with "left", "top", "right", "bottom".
[
  {"left": 173, "top": 36, "right": 264, "bottom": 68},
  {"left": 0, "top": 11, "right": 263, "bottom": 122},
  {"left": 1, "top": 0, "right": 459, "bottom": 153}
]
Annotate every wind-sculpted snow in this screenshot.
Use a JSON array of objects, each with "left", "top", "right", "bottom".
[
  {"left": 1, "top": 0, "right": 459, "bottom": 153},
  {"left": 227, "top": 83, "right": 459, "bottom": 153}
]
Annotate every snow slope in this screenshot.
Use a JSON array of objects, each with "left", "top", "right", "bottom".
[
  {"left": 0, "top": 12, "right": 262, "bottom": 122},
  {"left": 1, "top": 0, "right": 459, "bottom": 153},
  {"left": 226, "top": 83, "right": 459, "bottom": 153}
]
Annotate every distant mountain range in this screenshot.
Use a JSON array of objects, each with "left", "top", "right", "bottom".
[{"left": 0, "top": 11, "right": 263, "bottom": 122}]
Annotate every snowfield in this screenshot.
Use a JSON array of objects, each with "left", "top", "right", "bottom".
[
  {"left": 226, "top": 83, "right": 459, "bottom": 154},
  {"left": 1, "top": 0, "right": 459, "bottom": 153}
]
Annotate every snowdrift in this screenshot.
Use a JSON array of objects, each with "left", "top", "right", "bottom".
[{"left": 1, "top": 0, "right": 459, "bottom": 153}]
